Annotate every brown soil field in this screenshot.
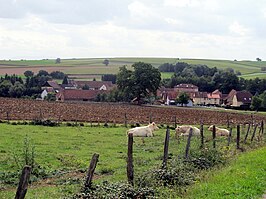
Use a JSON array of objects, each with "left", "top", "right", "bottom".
[{"left": 0, "top": 98, "right": 265, "bottom": 126}]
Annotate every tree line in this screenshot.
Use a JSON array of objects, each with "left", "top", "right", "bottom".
[{"left": 0, "top": 70, "right": 66, "bottom": 98}]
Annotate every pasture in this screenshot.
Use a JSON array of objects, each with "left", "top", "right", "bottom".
[
  {"left": 0, "top": 121, "right": 265, "bottom": 198},
  {"left": 0, "top": 58, "right": 265, "bottom": 79}
]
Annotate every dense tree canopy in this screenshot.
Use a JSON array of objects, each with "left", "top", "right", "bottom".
[{"left": 117, "top": 62, "right": 161, "bottom": 104}]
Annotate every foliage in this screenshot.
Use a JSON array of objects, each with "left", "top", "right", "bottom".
[
  {"left": 45, "top": 93, "right": 56, "bottom": 101},
  {"left": 76, "top": 181, "right": 155, "bottom": 199},
  {"left": 117, "top": 62, "right": 161, "bottom": 104},
  {"left": 251, "top": 96, "right": 262, "bottom": 111},
  {"left": 55, "top": 58, "right": 61, "bottom": 64},
  {"left": 82, "top": 84, "right": 90, "bottom": 90},
  {"left": 24, "top": 70, "right": 34, "bottom": 77},
  {"left": 176, "top": 92, "right": 190, "bottom": 106},
  {"left": 102, "top": 59, "right": 109, "bottom": 66},
  {"left": 101, "top": 74, "right": 116, "bottom": 84},
  {"left": 50, "top": 71, "right": 65, "bottom": 79},
  {"left": 37, "top": 70, "right": 49, "bottom": 76},
  {"left": 62, "top": 75, "right": 69, "bottom": 84}
]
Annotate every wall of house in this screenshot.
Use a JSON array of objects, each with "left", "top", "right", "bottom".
[
  {"left": 232, "top": 95, "right": 242, "bottom": 107},
  {"left": 193, "top": 97, "right": 208, "bottom": 105}
]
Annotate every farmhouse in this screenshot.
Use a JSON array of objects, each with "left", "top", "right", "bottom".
[
  {"left": 72, "top": 80, "right": 116, "bottom": 91},
  {"left": 41, "top": 81, "right": 62, "bottom": 92},
  {"left": 56, "top": 89, "right": 107, "bottom": 102},
  {"left": 223, "top": 89, "right": 253, "bottom": 108}
]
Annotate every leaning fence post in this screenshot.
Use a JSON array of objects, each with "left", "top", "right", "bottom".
[
  {"left": 236, "top": 125, "right": 240, "bottom": 149},
  {"left": 244, "top": 123, "right": 251, "bottom": 144},
  {"left": 200, "top": 123, "right": 204, "bottom": 149},
  {"left": 174, "top": 116, "right": 177, "bottom": 128},
  {"left": 251, "top": 123, "right": 258, "bottom": 142},
  {"left": 227, "top": 127, "right": 232, "bottom": 146},
  {"left": 212, "top": 125, "right": 216, "bottom": 149},
  {"left": 84, "top": 153, "right": 99, "bottom": 190},
  {"left": 258, "top": 121, "right": 264, "bottom": 141},
  {"left": 185, "top": 128, "right": 193, "bottom": 159},
  {"left": 15, "top": 165, "right": 32, "bottom": 199},
  {"left": 127, "top": 133, "right": 134, "bottom": 186},
  {"left": 162, "top": 127, "right": 170, "bottom": 168}
]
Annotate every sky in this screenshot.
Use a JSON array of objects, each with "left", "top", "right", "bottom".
[{"left": 0, "top": 0, "right": 265, "bottom": 60}]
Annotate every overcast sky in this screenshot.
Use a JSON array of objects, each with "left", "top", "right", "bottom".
[{"left": 0, "top": 0, "right": 265, "bottom": 60}]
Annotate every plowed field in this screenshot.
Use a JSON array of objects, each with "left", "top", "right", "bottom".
[{"left": 0, "top": 98, "right": 265, "bottom": 126}]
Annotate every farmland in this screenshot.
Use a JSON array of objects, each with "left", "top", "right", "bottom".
[
  {"left": 0, "top": 58, "right": 265, "bottom": 79},
  {"left": 0, "top": 98, "right": 266, "bottom": 125}
]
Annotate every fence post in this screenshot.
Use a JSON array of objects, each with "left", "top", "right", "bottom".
[
  {"left": 84, "top": 153, "right": 99, "bottom": 190},
  {"left": 15, "top": 165, "right": 31, "bottom": 199},
  {"left": 124, "top": 113, "right": 128, "bottom": 128},
  {"left": 212, "top": 125, "right": 216, "bottom": 149},
  {"left": 185, "top": 128, "right": 193, "bottom": 159},
  {"left": 149, "top": 113, "right": 153, "bottom": 124},
  {"left": 227, "top": 115, "right": 230, "bottom": 128},
  {"left": 200, "top": 123, "right": 204, "bottom": 149},
  {"left": 162, "top": 127, "right": 170, "bottom": 168},
  {"left": 174, "top": 116, "right": 177, "bottom": 129},
  {"left": 251, "top": 123, "right": 258, "bottom": 142},
  {"left": 227, "top": 127, "right": 232, "bottom": 146},
  {"left": 127, "top": 133, "right": 134, "bottom": 186},
  {"left": 6, "top": 111, "right": 10, "bottom": 122},
  {"left": 244, "top": 123, "right": 251, "bottom": 144},
  {"left": 258, "top": 121, "right": 264, "bottom": 141},
  {"left": 236, "top": 125, "right": 240, "bottom": 149}
]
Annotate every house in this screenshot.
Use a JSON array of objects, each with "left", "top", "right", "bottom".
[
  {"left": 223, "top": 89, "right": 253, "bottom": 108},
  {"left": 72, "top": 80, "right": 115, "bottom": 91},
  {"left": 56, "top": 89, "right": 107, "bottom": 102},
  {"left": 192, "top": 92, "right": 208, "bottom": 105},
  {"left": 41, "top": 81, "right": 62, "bottom": 92},
  {"left": 174, "top": 84, "right": 199, "bottom": 93},
  {"left": 207, "top": 89, "right": 221, "bottom": 106}
]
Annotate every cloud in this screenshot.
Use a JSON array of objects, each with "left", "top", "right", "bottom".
[{"left": 229, "top": 21, "right": 251, "bottom": 36}]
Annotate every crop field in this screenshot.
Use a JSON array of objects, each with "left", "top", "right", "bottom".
[
  {"left": 0, "top": 98, "right": 266, "bottom": 126},
  {"left": 0, "top": 58, "right": 265, "bottom": 79}
]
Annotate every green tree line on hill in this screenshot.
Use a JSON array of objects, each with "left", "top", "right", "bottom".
[{"left": 159, "top": 62, "right": 266, "bottom": 94}]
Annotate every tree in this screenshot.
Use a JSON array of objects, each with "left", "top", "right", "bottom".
[
  {"left": 103, "top": 59, "right": 109, "bottom": 66},
  {"left": 0, "top": 80, "right": 12, "bottom": 97},
  {"left": 55, "top": 58, "right": 61, "bottom": 64},
  {"left": 62, "top": 76, "right": 68, "bottom": 84},
  {"left": 251, "top": 96, "right": 262, "bottom": 111},
  {"left": 256, "top": 57, "right": 262, "bottom": 62},
  {"left": 37, "top": 70, "right": 49, "bottom": 76},
  {"left": 117, "top": 62, "right": 161, "bottom": 104},
  {"left": 50, "top": 71, "right": 65, "bottom": 79},
  {"left": 176, "top": 92, "right": 190, "bottom": 106},
  {"left": 24, "top": 70, "right": 34, "bottom": 77},
  {"left": 9, "top": 81, "right": 26, "bottom": 98},
  {"left": 101, "top": 74, "right": 116, "bottom": 84},
  {"left": 82, "top": 84, "right": 90, "bottom": 90}
]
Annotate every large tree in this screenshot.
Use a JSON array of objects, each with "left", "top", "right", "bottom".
[
  {"left": 176, "top": 92, "right": 190, "bottom": 106},
  {"left": 117, "top": 62, "right": 161, "bottom": 104}
]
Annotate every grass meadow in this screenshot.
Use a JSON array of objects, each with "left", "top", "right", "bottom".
[
  {"left": 0, "top": 58, "right": 265, "bottom": 79},
  {"left": 0, "top": 122, "right": 265, "bottom": 198}
]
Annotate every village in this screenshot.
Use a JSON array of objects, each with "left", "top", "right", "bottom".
[{"left": 41, "top": 79, "right": 253, "bottom": 109}]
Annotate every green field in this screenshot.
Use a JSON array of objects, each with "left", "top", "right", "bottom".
[
  {"left": 0, "top": 58, "right": 265, "bottom": 79},
  {"left": 0, "top": 122, "right": 265, "bottom": 198}
]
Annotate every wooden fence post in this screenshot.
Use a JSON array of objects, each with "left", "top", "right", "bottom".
[
  {"left": 227, "top": 115, "right": 230, "bottom": 128},
  {"left": 251, "top": 123, "right": 258, "bottom": 142},
  {"left": 258, "top": 121, "right": 264, "bottom": 141},
  {"left": 6, "top": 111, "right": 10, "bottom": 122},
  {"left": 212, "top": 125, "right": 216, "bottom": 149},
  {"left": 227, "top": 127, "right": 232, "bottom": 146},
  {"left": 127, "top": 133, "right": 134, "bottom": 186},
  {"left": 15, "top": 165, "right": 31, "bottom": 199},
  {"left": 236, "top": 125, "right": 240, "bottom": 149},
  {"left": 149, "top": 113, "right": 153, "bottom": 124},
  {"left": 124, "top": 113, "right": 128, "bottom": 128},
  {"left": 244, "top": 123, "right": 251, "bottom": 144},
  {"left": 84, "top": 153, "right": 99, "bottom": 190},
  {"left": 185, "top": 128, "right": 193, "bottom": 159},
  {"left": 200, "top": 124, "right": 204, "bottom": 149},
  {"left": 162, "top": 127, "right": 170, "bottom": 168},
  {"left": 174, "top": 116, "right": 177, "bottom": 129}
]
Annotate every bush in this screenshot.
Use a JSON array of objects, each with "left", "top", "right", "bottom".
[{"left": 76, "top": 181, "right": 155, "bottom": 199}]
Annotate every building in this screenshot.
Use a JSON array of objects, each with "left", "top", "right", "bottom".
[
  {"left": 223, "top": 89, "right": 253, "bottom": 108},
  {"left": 72, "top": 80, "right": 115, "bottom": 91},
  {"left": 174, "top": 84, "right": 199, "bottom": 93}
]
